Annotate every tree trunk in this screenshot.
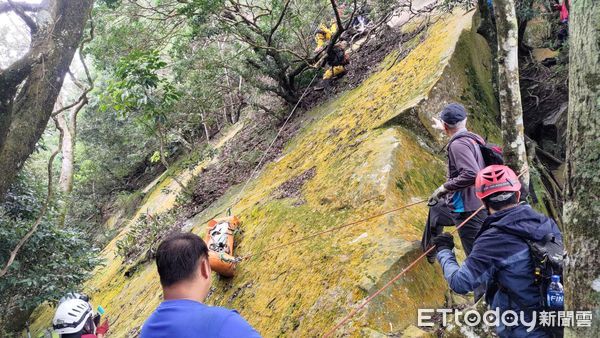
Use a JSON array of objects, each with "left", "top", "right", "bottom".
[
  {"left": 57, "top": 112, "right": 74, "bottom": 194},
  {"left": 563, "top": 0, "right": 600, "bottom": 336},
  {"left": 0, "top": 0, "right": 93, "bottom": 199},
  {"left": 218, "top": 40, "right": 234, "bottom": 125},
  {"left": 57, "top": 107, "right": 79, "bottom": 228},
  {"left": 492, "top": 0, "right": 529, "bottom": 185},
  {"left": 200, "top": 111, "right": 210, "bottom": 141}
]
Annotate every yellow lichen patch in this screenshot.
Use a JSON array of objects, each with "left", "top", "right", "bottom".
[
  {"left": 416, "top": 22, "right": 501, "bottom": 145},
  {"left": 29, "top": 9, "right": 500, "bottom": 338}
]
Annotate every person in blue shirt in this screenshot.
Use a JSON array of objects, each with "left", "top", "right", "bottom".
[
  {"left": 432, "top": 165, "right": 562, "bottom": 337},
  {"left": 141, "top": 232, "right": 261, "bottom": 338}
]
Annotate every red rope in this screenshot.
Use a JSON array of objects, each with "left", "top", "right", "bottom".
[
  {"left": 323, "top": 170, "right": 527, "bottom": 337},
  {"left": 322, "top": 204, "right": 485, "bottom": 337},
  {"left": 241, "top": 199, "right": 427, "bottom": 260}
]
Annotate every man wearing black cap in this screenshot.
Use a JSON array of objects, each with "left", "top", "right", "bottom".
[{"left": 427, "top": 103, "right": 487, "bottom": 255}]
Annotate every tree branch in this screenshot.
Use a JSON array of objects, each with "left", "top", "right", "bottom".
[
  {"left": 267, "top": 0, "right": 291, "bottom": 45},
  {"left": 344, "top": 0, "right": 358, "bottom": 31},
  {"left": 0, "top": 0, "right": 46, "bottom": 14},
  {"left": 52, "top": 13, "right": 94, "bottom": 118},
  {"left": 329, "top": 0, "right": 343, "bottom": 31},
  {"left": 7, "top": 0, "right": 38, "bottom": 33}
]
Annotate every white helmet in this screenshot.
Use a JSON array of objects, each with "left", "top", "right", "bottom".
[
  {"left": 52, "top": 298, "right": 93, "bottom": 334},
  {"left": 59, "top": 292, "right": 90, "bottom": 304}
]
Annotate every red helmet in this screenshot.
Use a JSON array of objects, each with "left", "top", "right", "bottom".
[{"left": 475, "top": 165, "right": 521, "bottom": 199}]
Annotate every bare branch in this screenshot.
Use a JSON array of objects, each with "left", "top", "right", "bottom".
[
  {"left": 7, "top": 0, "right": 38, "bottom": 33},
  {"left": 345, "top": 0, "right": 358, "bottom": 31},
  {"left": 267, "top": 0, "right": 291, "bottom": 45},
  {"left": 329, "top": 0, "right": 343, "bottom": 31},
  {"left": 52, "top": 13, "right": 95, "bottom": 118},
  {"left": 0, "top": 0, "right": 46, "bottom": 14}
]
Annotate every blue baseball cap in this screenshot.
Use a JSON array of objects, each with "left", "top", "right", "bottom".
[{"left": 439, "top": 103, "right": 467, "bottom": 125}]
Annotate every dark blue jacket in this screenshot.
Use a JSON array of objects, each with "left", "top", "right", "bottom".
[{"left": 436, "top": 204, "right": 562, "bottom": 337}]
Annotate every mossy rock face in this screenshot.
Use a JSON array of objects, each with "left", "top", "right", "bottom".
[{"left": 29, "top": 10, "right": 500, "bottom": 338}]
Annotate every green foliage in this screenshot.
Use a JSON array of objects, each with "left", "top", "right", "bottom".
[
  {"left": 101, "top": 50, "right": 180, "bottom": 121},
  {"left": 177, "top": 0, "right": 224, "bottom": 34},
  {"left": 97, "top": 0, "right": 121, "bottom": 10},
  {"left": 516, "top": 0, "right": 538, "bottom": 23},
  {"left": 59, "top": 90, "right": 167, "bottom": 248},
  {"left": 440, "top": 0, "right": 476, "bottom": 11},
  {"left": 114, "top": 191, "right": 145, "bottom": 218},
  {"left": 116, "top": 211, "right": 180, "bottom": 266},
  {"left": 150, "top": 150, "right": 162, "bottom": 163},
  {"left": 181, "top": 0, "right": 335, "bottom": 103},
  {"left": 0, "top": 173, "right": 101, "bottom": 325}
]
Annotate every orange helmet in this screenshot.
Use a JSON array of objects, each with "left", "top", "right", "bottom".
[{"left": 475, "top": 165, "right": 521, "bottom": 200}]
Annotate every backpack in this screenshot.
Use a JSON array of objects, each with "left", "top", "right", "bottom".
[
  {"left": 451, "top": 132, "right": 504, "bottom": 166},
  {"left": 526, "top": 233, "right": 565, "bottom": 309},
  {"left": 523, "top": 234, "right": 566, "bottom": 302},
  {"left": 494, "top": 231, "right": 566, "bottom": 336},
  {"left": 327, "top": 45, "right": 348, "bottom": 67}
]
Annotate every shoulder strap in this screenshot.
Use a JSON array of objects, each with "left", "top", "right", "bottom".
[
  {"left": 444, "top": 132, "right": 484, "bottom": 152},
  {"left": 458, "top": 132, "right": 484, "bottom": 144}
]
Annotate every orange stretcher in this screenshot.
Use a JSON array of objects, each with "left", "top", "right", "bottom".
[{"left": 204, "top": 215, "right": 240, "bottom": 277}]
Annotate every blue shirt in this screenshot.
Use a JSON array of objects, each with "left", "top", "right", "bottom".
[{"left": 141, "top": 299, "right": 261, "bottom": 338}]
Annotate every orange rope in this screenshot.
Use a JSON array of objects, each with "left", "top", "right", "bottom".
[
  {"left": 322, "top": 204, "right": 485, "bottom": 337},
  {"left": 322, "top": 170, "right": 527, "bottom": 337},
  {"left": 241, "top": 199, "right": 427, "bottom": 260}
]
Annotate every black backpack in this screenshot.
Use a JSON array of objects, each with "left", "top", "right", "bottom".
[
  {"left": 451, "top": 132, "right": 504, "bottom": 166},
  {"left": 494, "top": 231, "right": 566, "bottom": 337},
  {"left": 526, "top": 233, "right": 565, "bottom": 309},
  {"left": 327, "top": 45, "right": 348, "bottom": 67}
]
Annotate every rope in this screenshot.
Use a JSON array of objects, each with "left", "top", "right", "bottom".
[
  {"left": 197, "top": 4, "right": 360, "bottom": 223},
  {"left": 322, "top": 170, "right": 529, "bottom": 337},
  {"left": 210, "top": 72, "right": 320, "bottom": 222},
  {"left": 322, "top": 204, "right": 485, "bottom": 337},
  {"left": 241, "top": 199, "right": 427, "bottom": 260}
]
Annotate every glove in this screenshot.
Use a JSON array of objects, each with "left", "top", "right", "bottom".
[
  {"left": 433, "top": 233, "right": 455, "bottom": 253},
  {"left": 428, "top": 185, "right": 449, "bottom": 204},
  {"left": 431, "top": 116, "right": 445, "bottom": 130},
  {"left": 96, "top": 319, "right": 109, "bottom": 335}
]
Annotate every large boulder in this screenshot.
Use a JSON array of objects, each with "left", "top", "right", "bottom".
[{"left": 29, "top": 10, "right": 500, "bottom": 337}]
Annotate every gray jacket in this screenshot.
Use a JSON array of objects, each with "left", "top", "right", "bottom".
[{"left": 443, "top": 130, "right": 486, "bottom": 212}]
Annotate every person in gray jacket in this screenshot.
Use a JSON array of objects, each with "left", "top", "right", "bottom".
[{"left": 427, "top": 103, "right": 487, "bottom": 255}]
